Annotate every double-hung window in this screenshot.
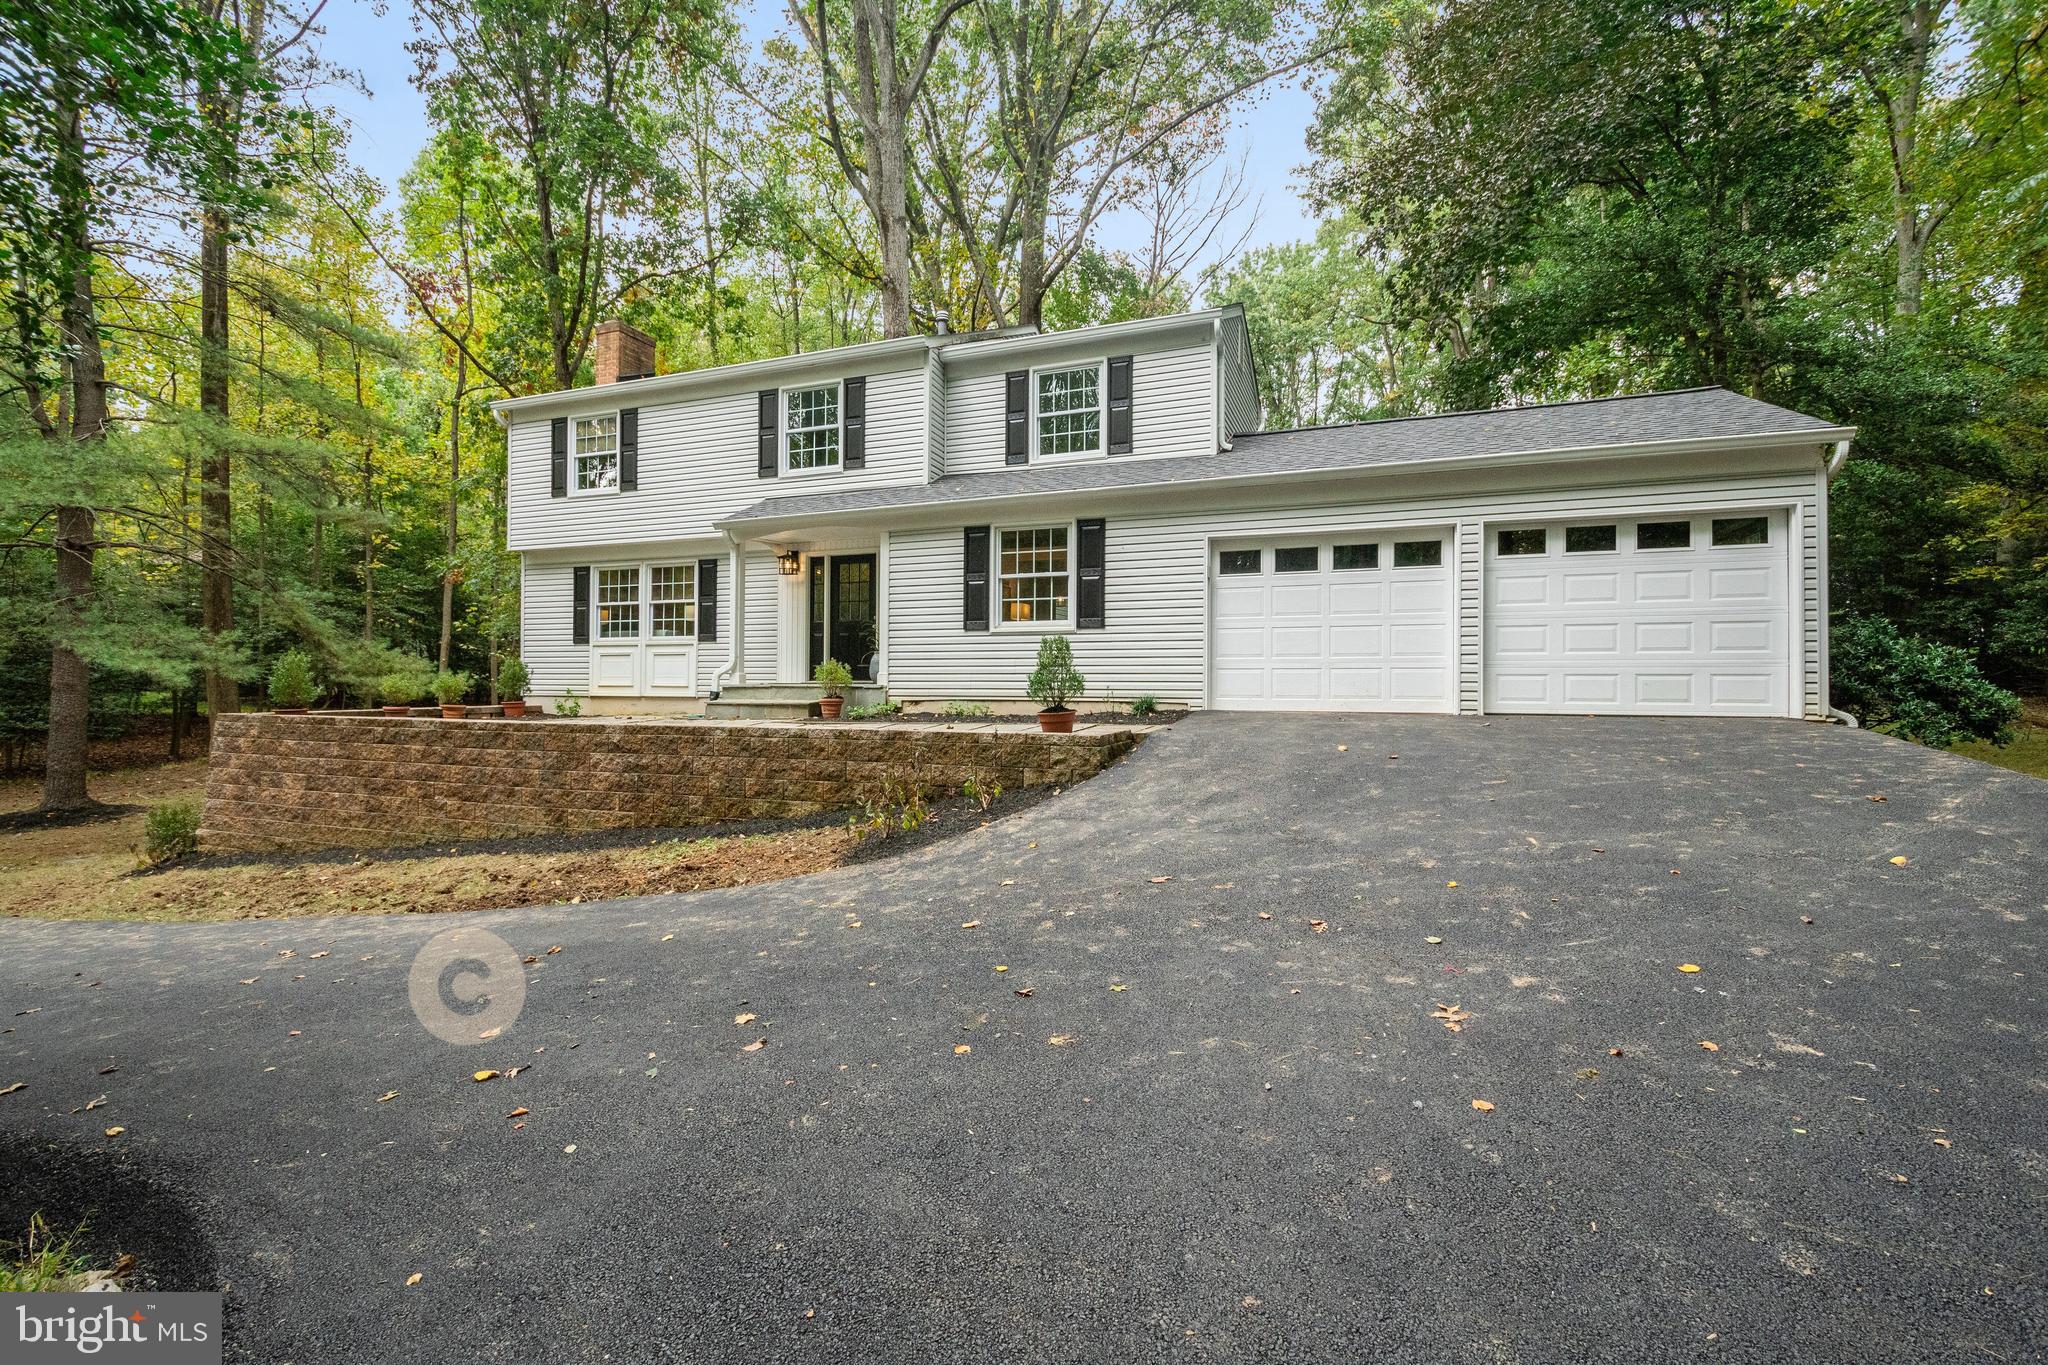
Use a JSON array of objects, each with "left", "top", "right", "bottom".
[
  {"left": 596, "top": 567, "right": 640, "bottom": 639},
  {"left": 574, "top": 415, "right": 619, "bottom": 492},
  {"left": 649, "top": 564, "right": 697, "bottom": 639},
  {"left": 1035, "top": 364, "right": 1102, "bottom": 458},
  {"left": 999, "top": 526, "right": 1070, "bottom": 624},
  {"left": 784, "top": 383, "right": 841, "bottom": 471}
]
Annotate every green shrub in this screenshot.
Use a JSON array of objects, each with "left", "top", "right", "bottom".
[
  {"left": 374, "top": 670, "right": 427, "bottom": 707},
  {"left": 496, "top": 658, "right": 530, "bottom": 699},
  {"left": 1026, "top": 635, "right": 1085, "bottom": 711},
  {"left": 813, "top": 658, "right": 854, "bottom": 697},
  {"left": 1128, "top": 694, "right": 1159, "bottom": 717},
  {"left": 556, "top": 689, "right": 582, "bottom": 718},
  {"left": 266, "top": 650, "right": 320, "bottom": 709},
  {"left": 144, "top": 801, "right": 200, "bottom": 863},
  {"left": 845, "top": 700, "right": 901, "bottom": 720},
  {"left": 1831, "top": 614, "right": 2020, "bottom": 747},
  {"left": 939, "top": 700, "right": 994, "bottom": 719},
  {"left": 432, "top": 670, "right": 473, "bottom": 705}
]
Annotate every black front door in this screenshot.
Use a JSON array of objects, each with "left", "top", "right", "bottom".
[
  {"left": 830, "top": 554, "right": 878, "bottom": 681},
  {"left": 808, "top": 554, "right": 879, "bottom": 682}
]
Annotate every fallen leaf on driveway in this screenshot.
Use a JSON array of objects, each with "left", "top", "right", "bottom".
[
  {"left": 1013, "top": 987, "right": 1034, "bottom": 998},
  {"left": 1931, "top": 1137, "right": 1952, "bottom": 1148},
  {"left": 505, "top": 1065, "right": 527, "bottom": 1079},
  {"left": 0, "top": 1082, "right": 23, "bottom": 1096},
  {"left": 1257, "top": 912, "right": 1272, "bottom": 921},
  {"left": 1698, "top": 1041, "right": 1720, "bottom": 1052},
  {"left": 1889, "top": 856, "right": 1910, "bottom": 866},
  {"left": 740, "top": 1038, "right": 768, "bottom": 1053},
  {"left": 734, "top": 1012, "right": 758, "bottom": 1026},
  {"left": 1425, "top": 936, "right": 1443, "bottom": 945},
  {"left": 1868, "top": 795, "right": 1887, "bottom": 802},
  {"left": 478, "top": 1027, "right": 501, "bottom": 1040},
  {"left": 238, "top": 978, "right": 257, "bottom": 986},
  {"left": 376, "top": 1091, "right": 398, "bottom": 1103},
  {"left": 1109, "top": 983, "right": 1127, "bottom": 992},
  {"left": 960, "top": 920, "right": 980, "bottom": 929},
  {"left": 506, "top": 1107, "right": 529, "bottom": 1119},
  {"left": 1678, "top": 963, "right": 1702, "bottom": 974},
  {"left": 472, "top": 1069, "right": 501, "bottom": 1082},
  {"left": 1608, "top": 1048, "right": 1624, "bottom": 1057},
  {"left": 309, "top": 951, "right": 329, "bottom": 959},
  {"left": 83, "top": 1096, "right": 106, "bottom": 1111},
  {"left": 1048, "top": 1034, "right": 1078, "bottom": 1047},
  {"left": 563, "top": 1144, "right": 577, "bottom": 1154},
  {"left": 1446, "top": 881, "right": 1458, "bottom": 889},
  {"left": 1149, "top": 876, "right": 1173, "bottom": 884},
  {"left": 1470, "top": 1100, "right": 1494, "bottom": 1113},
  {"left": 660, "top": 933, "right": 674, "bottom": 942},
  {"left": 103, "top": 1126, "right": 125, "bottom": 1137},
  {"left": 953, "top": 1044, "right": 972, "bottom": 1055},
  {"left": 994, "top": 964, "right": 1009, "bottom": 973},
  {"left": 1336, "top": 745, "right": 1348, "bottom": 752},
  {"left": 405, "top": 1273, "right": 422, "bottom": 1287},
  {"left": 1309, "top": 919, "right": 1327, "bottom": 933},
  {"left": 1881, "top": 1171, "right": 1909, "bottom": 1184},
  {"left": 1430, "top": 1003, "right": 1471, "bottom": 1032}
]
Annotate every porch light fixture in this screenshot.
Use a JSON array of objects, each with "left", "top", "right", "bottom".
[{"left": 776, "top": 548, "right": 802, "bottom": 576}]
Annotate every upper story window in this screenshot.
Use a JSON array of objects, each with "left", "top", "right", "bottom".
[
  {"left": 1035, "top": 364, "right": 1102, "bottom": 458},
  {"left": 574, "top": 415, "right": 619, "bottom": 493},
  {"left": 999, "top": 526, "right": 1070, "bottom": 625},
  {"left": 784, "top": 383, "right": 841, "bottom": 472}
]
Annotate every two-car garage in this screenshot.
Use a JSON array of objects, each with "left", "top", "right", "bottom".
[{"left": 1208, "top": 508, "right": 1795, "bottom": 717}]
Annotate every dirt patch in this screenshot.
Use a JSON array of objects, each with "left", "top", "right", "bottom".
[{"left": 2, "top": 716, "right": 209, "bottom": 779}]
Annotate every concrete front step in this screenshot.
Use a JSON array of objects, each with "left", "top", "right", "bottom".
[{"left": 705, "top": 682, "right": 886, "bottom": 720}]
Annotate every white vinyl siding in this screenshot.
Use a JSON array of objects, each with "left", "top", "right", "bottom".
[
  {"left": 881, "top": 455, "right": 1826, "bottom": 714},
  {"left": 942, "top": 344, "right": 1218, "bottom": 476},
  {"left": 519, "top": 558, "right": 588, "bottom": 698},
  {"left": 925, "top": 347, "right": 947, "bottom": 482},
  {"left": 1219, "top": 317, "right": 1260, "bottom": 440},
  {"left": 742, "top": 547, "right": 780, "bottom": 683},
  {"left": 507, "top": 363, "right": 929, "bottom": 551}
]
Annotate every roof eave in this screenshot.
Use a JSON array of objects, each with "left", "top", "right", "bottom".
[
  {"left": 712, "top": 425, "right": 1857, "bottom": 533},
  {"left": 486, "top": 334, "right": 938, "bottom": 419}
]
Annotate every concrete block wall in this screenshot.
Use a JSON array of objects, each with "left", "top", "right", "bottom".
[{"left": 201, "top": 714, "right": 1138, "bottom": 851}]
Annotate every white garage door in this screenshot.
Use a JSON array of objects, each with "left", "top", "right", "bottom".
[
  {"left": 1210, "top": 530, "right": 1454, "bottom": 712},
  {"left": 1484, "top": 510, "right": 1792, "bottom": 716}
]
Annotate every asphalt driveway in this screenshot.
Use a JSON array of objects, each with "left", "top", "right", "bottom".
[{"left": 1, "top": 713, "right": 2043, "bottom": 1364}]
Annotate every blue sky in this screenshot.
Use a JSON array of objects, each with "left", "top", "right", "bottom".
[{"left": 317, "top": 0, "right": 1321, "bottom": 278}]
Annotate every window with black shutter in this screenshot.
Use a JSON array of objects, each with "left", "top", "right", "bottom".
[
  {"left": 963, "top": 526, "right": 991, "bottom": 631},
  {"left": 697, "top": 557, "right": 720, "bottom": 642},
  {"left": 1004, "top": 372, "right": 1028, "bottom": 464},
  {"left": 1076, "top": 518, "right": 1105, "bottom": 629},
  {"left": 843, "top": 377, "right": 866, "bottom": 469},
  {"left": 550, "top": 417, "right": 568, "bottom": 497},
  {"left": 619, "top": 408, "right": 638, "bottom": 491},
  {"left": 1106, "top": 356, "right": 1132, "bottom": 454},
  {"left": 756, "top": 390, "right": 778, "bottom": 478},
  {"left": 571, "top": 566, "right": 590, "bottom": 644}
]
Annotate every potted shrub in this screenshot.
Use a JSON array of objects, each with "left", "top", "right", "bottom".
[
  {"left": 267, "top": 650, "right": 319, "bottom": 715},
  {"left": 496, "top": 658, "right": 530, "bottom": 718},
  {"left": 812, "top": 658, "right": 854, "bottom": 718},
  {"left": 1027, "top": 635, "right": 1085, "bottom": 733},
  {"left": 432, "top": 669, "right": 473, "bottom": 719},
  {"left": 375, "top": 671, "right": 423, "bottom": 716}
]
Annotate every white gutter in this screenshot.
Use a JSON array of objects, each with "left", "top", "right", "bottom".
[
  {"left": 933, "top": 308, "right": 1227, "bottom": 366},
  {"left": 713, "top": 425, "right": 1861, "bottom": 533},
  {"left": 1825, "top": 437, "right": 1852, "bottom": 482},
  {"left": 708, "top": 530, "right": 743, "bottom": 699}
]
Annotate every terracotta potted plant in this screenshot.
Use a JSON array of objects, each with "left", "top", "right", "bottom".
[
  {"left": 267, "top": 650, "right": 319, "bottom": 715},
  {"left": 813, "top": 658, "right": 853, "bottom": 718},
  {"left": 376, "top": 671, "right": 422, "bottom": 716},
  {"left": 1027, "top": 635, "right": 1085, "bottom": 734},
  {"left": 496, "top": 658, "right": 529, "bottom": 718},
  {"left": 433, "top": 669, "right": 472, "bottom": 719}
]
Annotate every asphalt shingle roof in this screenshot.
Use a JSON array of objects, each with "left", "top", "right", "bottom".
[{"left": 720, "top": 386, "right": 1843, "bottom": 525}]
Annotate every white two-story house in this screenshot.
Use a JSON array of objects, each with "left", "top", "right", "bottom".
[{"left": 492, "top": 308, "right": 1853, "bottom": 719}]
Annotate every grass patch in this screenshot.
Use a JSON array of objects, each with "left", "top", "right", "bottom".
[
  {"left": 0, "top": 1215, "right": 106, "bottom": 1293},
  {"left": 1947, "top": 697, "right": 2048, "bottom": 780}
]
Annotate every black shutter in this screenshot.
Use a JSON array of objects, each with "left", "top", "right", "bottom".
[
  {"left": 756, "top": 390, "right": 778, "bottom": 478},
  {"left": 619, "top": 408, "right": 638, "bottom": 491},
  {"left": 1004, "top": 371, "right": 1028, "bottom": 465},
  {"left": 963, "top": 526, "right": 991, "bottom": 632},
  {"left": 571, "top": 566, "right": 590, "bottom": 644},
  {"left": 697, "top": 557, "right": 719, "bottom": 642},
  {"left": 550, "top": 417, "right": 568, "bottom": 497},
  {"left": 843, "top": 377, "right": 866, "bottom": 469},
  {"left": 1107, "top": 356, "right": 1133, "bottom": 455},
  {"left": 1076, "top": 518, "right": 1106, "bottom": 629}
]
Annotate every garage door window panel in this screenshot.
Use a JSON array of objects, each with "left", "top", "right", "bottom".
[
  {"left": 1497, "top": 528, "right": 1547, "bottom": 556},
  {"left": 1218, "top": 549, "right": 1261, "bottom": 575},
  {"left": 1636, "top": 520, "right": 1691, "bottom": 550},
  {"left": 1566, "top": 525, "right": 1618, "bottom": 553},
  {"left": 1712, "top": 516, "right": 1769, "bottom": 546},
  {"left": 1333, "top": 543, "right": 1378, "bottom": 570},
  {"left": 1394, "top": 540, "right": 1443, "bottom": 568},
  {"left": 1275, "top": 546, "right": 1319, "bottom": 573}
]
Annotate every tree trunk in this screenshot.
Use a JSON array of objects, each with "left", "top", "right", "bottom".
[
  {"left": 198, "top": 197, "right": 239, "bottom": 720},
  {"left": 440, "top": 352, "right": 465, "bottom": 672},
  {"left": 872, "top": 120, "right": 914, "bottom": 337},
  {"left": 42, "top": 93, "right": 105, "bottom": 812}
]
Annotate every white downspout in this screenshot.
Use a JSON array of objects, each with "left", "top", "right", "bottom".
[
  {"left": 1821, "top": 437, "right": 1858, "bottom": 725},
  {"left": 710, "top": 530, "right": 743, "bottom": 699}
]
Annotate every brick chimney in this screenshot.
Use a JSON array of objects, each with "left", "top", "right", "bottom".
[{"left": 593, "top": 319, "right": 656, "bottom": 385}]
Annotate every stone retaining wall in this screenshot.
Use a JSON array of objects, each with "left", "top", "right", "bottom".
[{"left": 200, "top": 713, "right": 1141, "bottom": 851}]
